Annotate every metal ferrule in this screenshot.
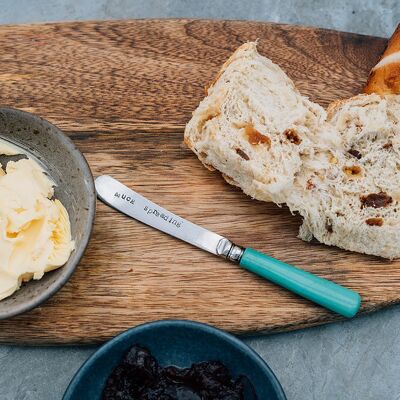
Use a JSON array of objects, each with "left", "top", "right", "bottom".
[{"left": 216, "top": 238, "right": 244, "bottom": 263}]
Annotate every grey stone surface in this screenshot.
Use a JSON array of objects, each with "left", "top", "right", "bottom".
[
  {"left": 0, "top": 1, "right": 399, "bottom": 399},
  {"left": 0, "top": 345, "right": 95, "bottom": 400},
  {"left": 0, "top": 0, "right": 398, "bottom": 37},
  {"left": 247, "top": 307, "right": 400, "bottom": 400},
  {"left": 2, "top": 306, "right": 400, "bottom": 400}
]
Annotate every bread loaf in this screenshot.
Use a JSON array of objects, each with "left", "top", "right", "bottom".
[{"left": 364, "top": 24, "right": 400, "bottom": 94}]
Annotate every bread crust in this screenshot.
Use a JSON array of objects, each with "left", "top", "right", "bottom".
[
  {"left": 205, "top": 42, "right": 256, "bottom": 95},
  {"left": 364, "top": 24, "right": 400, "bottom": 94},
  {"left": 326, "top": 93, "right": 383, "bottom": 119},
  {"left": 326, "top": 97, "right": 351, "bottom": 119}
]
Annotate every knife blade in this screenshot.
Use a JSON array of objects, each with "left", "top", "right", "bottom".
[
  {"left": 95, "top": 175, "right": 230, "bottom": 256},
  {"left": 95, "top": 175, "right": 361, "bottom": 318}
]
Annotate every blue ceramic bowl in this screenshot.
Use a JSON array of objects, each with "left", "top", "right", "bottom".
[{"left": 63, "top": 320, "right": 286, "bottom": 400}]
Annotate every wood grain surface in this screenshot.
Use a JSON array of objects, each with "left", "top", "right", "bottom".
[{"left": 0, "top": 19, "right": 391, "bottom": 344}]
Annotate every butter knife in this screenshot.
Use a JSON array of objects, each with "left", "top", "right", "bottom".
[{"left": 95, "top": 175, "right": 361, "bottom": 318}]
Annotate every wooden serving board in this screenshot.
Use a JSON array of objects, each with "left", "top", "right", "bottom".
[{"left": 0, "top": 19, "right": 392, "bottom": 344}]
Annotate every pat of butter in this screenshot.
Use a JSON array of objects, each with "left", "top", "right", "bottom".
[
  {"left": 0, "top": 140, "right": 22, "bottom": 156},
  {"left": 0, "top": 144, "right": 74, "bottom": 301}
]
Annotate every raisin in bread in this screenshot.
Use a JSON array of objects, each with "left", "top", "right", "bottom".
[
  {"left": 184, "top": 42, "right": 339, "bottom": 204},
  {"left": 296, "top": 94, "right": 400, "bottom": 258}
]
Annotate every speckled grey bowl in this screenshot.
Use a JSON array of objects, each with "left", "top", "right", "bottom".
[{"left": 0, "top": 108, "right": 95, "bottom": 319}]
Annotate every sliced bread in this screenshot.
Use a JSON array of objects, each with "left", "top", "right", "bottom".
[
  {"left": 297, "top": 94, "right": 400, "bottom": 258},
  {"left": 184, "top": 42, "right": 339, "bottom": 204},
  {"left": 185, "top": 42, "right": 400, "bottom": 259},
  {"left": 364, "top": 24, "right": 400, "bottom": 95}
]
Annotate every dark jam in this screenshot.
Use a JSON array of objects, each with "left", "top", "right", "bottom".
[{"left": 101, "top": 344, "right": 258, "bottom": 400}]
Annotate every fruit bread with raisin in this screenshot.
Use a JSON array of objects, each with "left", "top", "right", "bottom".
[
  {"left": 184, "top": 42, "right": 340, "bottom": 205},
  {"left": 294, "top": 94, "right": 400, "bottom": 259},
  {"left": 364, "top": 24, "right": 400, "bottom": 95},
  {"left": 184, "top": 42, "right": 400, "bottom": 259}
]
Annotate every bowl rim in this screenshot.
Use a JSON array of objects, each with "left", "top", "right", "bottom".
[
  {"left": 63, "top": 319, "right": 287, "bottom": 400},
  {"left": 0, "top": 107, "right": 96, "bottom": 319}
]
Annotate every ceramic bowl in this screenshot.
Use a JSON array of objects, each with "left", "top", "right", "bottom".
[
  {"left": 0, "top": 107, "right": 95, "bottom": 319},
  {"left": 63, "top": 320, "right": 286, "bottom": 399}
]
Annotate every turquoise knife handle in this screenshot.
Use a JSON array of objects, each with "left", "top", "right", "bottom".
[{"left": 239, "top": 248, "right": 361, "bottom": 318}]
